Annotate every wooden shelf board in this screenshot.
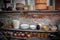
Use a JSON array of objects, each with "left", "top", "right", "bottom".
[
  {"left": 0, "top": 10, "right": 60, "bottom": 13},
  {"left": 0, "top": 28, "right": 58, "bottom": 33},
  {"left": 6, "top": 36, "right": 27, "bottom": 39}
]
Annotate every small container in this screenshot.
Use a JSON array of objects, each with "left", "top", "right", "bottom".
[
  {"left": 43, "top": 25, "right": 49, "bottom": 31},
  {"left": 35, "top": 4, "right": 47, "bottom": 10},
  {"left": 50, "top": 26, "right": 57, "bottom": 32},
  {"left": 12, "top": 20, "right": 20, "bottom": 29},
  {"left": 10, "top": 32, "right": 13, "bottom": 37},
  {"left": 44, "top": 33, "right": 48, "bottom": 38},
  {"left": 4, "top": 31, "right": 8, "bottom": 36},
  {"left": 21, "top": 33, "right": 25, "bottom": 37},
  {"left": 36, "top": 25, "right": 40, "bottom": 30},
  {"left": 25, "top": 32, "right": 28, "bottom": 38},
  {"left": 48, "top": 6, "right": 53, "bottom": 10},
  {"left": 17, "top": 33, "right": 21, "bottom": 37},
  {"left": 16, "top": 3, "right": 24, "bottom": 8},
  {"left": 13, "top": 33, "right": 17, "bottom": 37},
  {"left": 7, "top": 32, "right": 11, "bottom": 37},
  {"left": 27, "top": 34, "right": 31, "bottom": 38},
  {"left": 41, "top": 33, "right": 44, "bottom": 38},
  {"left": 30, "top": 32, "right": 34, "bottom": 37},
  {"left": 7, "top": 6, "right": 12, "bottom": 11},
  {"left": 29, "top": 4, "right": 34, "bottom": 10},
  {"left": 37, "top": 33, "right": 41, "bottom": 38},
  {"left": 24, "top": 6, "right": 29, "bottom": 11}
]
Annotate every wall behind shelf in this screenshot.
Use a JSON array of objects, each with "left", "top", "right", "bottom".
[
  {"left": 0, "top": 13, "right": 60, "bottom": 26},
  {"left": 13, "top": 0, "right": 35, "bottom": 10}
]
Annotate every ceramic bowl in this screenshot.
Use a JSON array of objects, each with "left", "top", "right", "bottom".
[
  {"left": 30, "top": 25, "right": 36, "bottom": 30},
  {"left": 20, "top": 24, "right": 29, "bottom": 29}
]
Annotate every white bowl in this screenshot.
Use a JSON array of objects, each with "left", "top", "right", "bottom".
[
  {"left": 51, "top": 27, "right": 57, "bottom": 32},
  {"left": 20, "top": 24, "right": 29, "bottom": 29},
  {"left": 50, "top": 26, "right": 57, "bottom": 32},
  {"left": 30, "top": 25, "right": 36, "bottom": 30}
]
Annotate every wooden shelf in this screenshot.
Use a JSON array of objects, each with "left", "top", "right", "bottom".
[
  {"left": 0, "top": 11, "right": 21, "bottom": 13},
  {"left": 0, "top": 10, "right": 60, "bottom": 13},
  {"left": 6, "top": 36, "right": 27, "bottom": 39},
  {"left": 0, "top": 28, "right": 58, "bottom": 33},
  {"left": 23, "top": 10, "right": 60, "bottom": 13},
  {"left": 36, "top": 3, "right": 46, "bottom": 4}
]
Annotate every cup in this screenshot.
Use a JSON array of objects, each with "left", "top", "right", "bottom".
[{"left": 12, "top": 20, "right": 20, "bottom": 29}]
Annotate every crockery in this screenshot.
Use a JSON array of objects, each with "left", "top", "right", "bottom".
[
  {"left": 30, "top": 25, "right": 36, "bottom": 30},
  {"left": 20, "top": 24, "right": 29, "bottom": 29}
]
